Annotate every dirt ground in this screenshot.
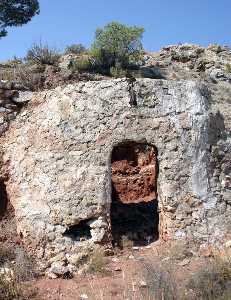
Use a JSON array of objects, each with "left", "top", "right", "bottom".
[
  {"left": 1, "top": 210, "right": 229, "bottom": 300},
  {"left": 31, "top": 240, "right": 206, "bottom": 300}
]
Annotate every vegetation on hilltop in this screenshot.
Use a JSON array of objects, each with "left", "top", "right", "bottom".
[{"left": 91, "top": 21, "right": 144, "bottom": 70}]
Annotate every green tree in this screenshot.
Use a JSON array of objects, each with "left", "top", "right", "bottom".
[
  {"left": 91, "top": 21, "right": 144, "bottom": 69},
  {"left": 0, "top": 0, "right": 39, "bottom": 38},
  {"left": 65, "top": 43, "right": 87, "bottom": 55}
]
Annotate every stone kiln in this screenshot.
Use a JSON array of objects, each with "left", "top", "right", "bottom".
[{"left": 1, "top": 78, "right": 230, "bottom": 272}]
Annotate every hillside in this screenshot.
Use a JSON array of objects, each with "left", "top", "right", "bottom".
[{"left": 0, "top": 44, "right": 230, "bottom": 300}]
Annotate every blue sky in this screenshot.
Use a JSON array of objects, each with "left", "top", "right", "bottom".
[{"left": 0, "top": 0, "right": 230, "bottom": 61}]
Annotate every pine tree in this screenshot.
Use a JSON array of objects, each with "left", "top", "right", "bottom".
[{"left": 0, "top": 0, "right": 39, "bottom": 38}]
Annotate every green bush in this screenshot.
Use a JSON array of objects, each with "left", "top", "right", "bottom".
[
  {"left": 91, "top": 21, "right": 144, "bottom": 69},
  {"left": 65, "top": 44, "right": 87, "bottom": 55},
  {"left": 110, "top": 66, "right": 127, "bottom": 78},
  {"left": 71, "top": 55, "right": 93, "bottom": 72},
  {"left": 225, "top": 63, "right": 231, "bottom": 73},
  {"left": 25, "top": 42, "right": 60, "bottom": 66}
]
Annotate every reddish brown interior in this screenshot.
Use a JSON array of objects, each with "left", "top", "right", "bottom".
[{"left": 110, "top": 142, "right": 159, "bottom": 247}]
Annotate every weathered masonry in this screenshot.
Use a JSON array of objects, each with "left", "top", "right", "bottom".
[{"left": 2, "top": 79, "right": 230, "bottom": 271}]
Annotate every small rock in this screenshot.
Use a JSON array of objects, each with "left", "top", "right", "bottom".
[
  {"left": 46, "top": 271, "right": 58, "bottom": 279},
  {"left": 67, "top": 253, "right": 87, "bottom": 265},
  {"left": 132, "top": 247, "right": 139, "bottom": 251},
  {"left": 139, "top": 280, "right": 147, "bottom": 288},
  {"left": 49, "top": 252, "right": 65, "bottom": 263},
  {"left": 224, "top": 240, "right": 231, "bottom": 248},
  {"left": 162, "top": 257, "right": 170, "bottom": 262},
  {"left": 136, "top": 256, "right": 145, "bottom": 261},
  {"left": 67, "top": 264, "right": 77, "bottom": 273},
  {"left": 112, "top": 257, "right": 120, "bottom": 263},
  {"left": 114, "top": 266, "right": 122, "bottom": 271},
  {"left": 0, "top": 268, "right": 14, "bottom": 281},
  {"left": 178, "top": 258, "right": 190, "bottom": 266},
  {"left": 80, "top": 294, "right": 88, "bottom": 300},
  {"left": 50, "top": 261, "right": 69, "bottom": 276},
  {"left": 165, "top": 205, "right": 176, "bottom": 213},
  {"left": 128, "top": 255, "right": 135, "bottom": 259}
]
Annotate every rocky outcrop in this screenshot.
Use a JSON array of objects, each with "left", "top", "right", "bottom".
[
  {"left": 0, "top": 44, "right": 230, "bottom": 276},
  {"left": 0, "top": 81, "right": 32, "bottom": 136},
  {"left": 1, "top": 78, "right": 230, "bottom": 274},
  {"left": 143, "top": 44, "right": 231, "bottom": 131},
  {"left": 144, "top": 44, "right": 231, "bottom": 82}
]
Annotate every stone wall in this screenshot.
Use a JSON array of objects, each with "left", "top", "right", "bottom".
[{"left": 1, "top": 78, "right": 230, "bottom": 273}]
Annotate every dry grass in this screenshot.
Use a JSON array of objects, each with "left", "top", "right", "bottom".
[
  {"left": 25, "top": 42, "right": 60, "bottom": 66},
  {"left": 110, "top": 66, "right": 127, "bottom": 78},
  {"left": 185, "top": 252, "right": 231, "bottom": 300},
  {"left": 0, "top": 271, "right": 38, "bottom": 300},
  {"left": 212, "top": 82, "right": 231, "bottom": 104},
  {"left": 141, "top": 259, "right": 179, "bottom": 300},
  {"left": 0, "top": 244, "right": 15, "bottom": 265},
  {"left": 166, "top": 240, "right": 194, "bottom": 261},
  {"left": 0, "top": 271, "right": 20, "bottom": 300},
  {"left": 0, "top": 247, "right": 38, "bottom": 300},
  {"left": 225, "top": 63, "right": 231, "bottom": 73},
  {"left": 88, "top": 247, "right": 107, "bottom": 274},
  {"left": 0, "top": 218, "right": 38, "bottom": 299}
]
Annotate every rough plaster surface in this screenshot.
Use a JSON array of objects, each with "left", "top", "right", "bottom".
[{"left": 2, "top": 78, "right": 230, "bottom": 272}]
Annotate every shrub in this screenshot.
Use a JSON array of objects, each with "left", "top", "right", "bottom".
[
  {"left": 13, "top": 65, "right": 44, "bottom": 91},
  {"left": 88, "top": 247, "right": 106, "bottom": 274},
  {"left": 2, "top": 57, "right": 23, "bottom": 68},
  {"left": 0, "top": 271, "right": 38, "bottom": 300},
  {"left": 225, "top": 63, "right": 231, "bottom": 73},
  {"left": 71, "top": 55, "right": 93, "bottom": 72},
  {"left": 13, "top": 247, "right": 38, "bottom": 282},
  {"left": 0, "top": 244, "right": 15, "bottom": 265},
  {"left": 0, "top": 245, "right": 38, "bottom": 300},
  {"left": 110, "top": 66, "right": 127, "bottom": 78},
  {"left": 141, "top": 259, "right": 178, "bottom": 300},
  {"left": 186, "top": 256, "right": 231, "bottom": 300},
  {"left": 65, "top": 44, "right": 87, "bottom": 55},
  {"left": 166, "top": 240, "right": 193, "bottom": 261},
  {"left": 91, "top": 21, "right": 144, "bottom": 69},
  {"left": 0, "top": 272, "right": 20, "bottom": 300},
  {"left": 25, "top": 42, "right": 60, "bottom": 66}
]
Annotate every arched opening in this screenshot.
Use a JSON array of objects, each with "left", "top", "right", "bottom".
[
  {"left": 110, "top": 142, "right": 159, "bottom": 247},
  {"left": 0, "top": 181, "right": 8, "bottom": 219}
]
